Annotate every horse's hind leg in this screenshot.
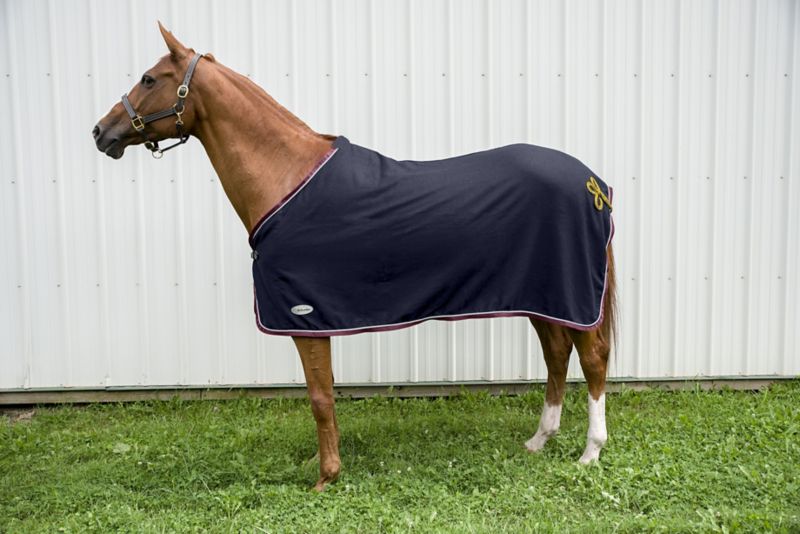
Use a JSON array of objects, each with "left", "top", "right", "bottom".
[
  {"left": 525, "top": 319, "right": 573, "bottom": 452},
  {"left": 569, "top": 328, "right": 610, "bottom": 463}
]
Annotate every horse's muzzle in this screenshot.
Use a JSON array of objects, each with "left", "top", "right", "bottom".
[{"left": 93, "top": 122, "right": 126, "bottom": 159}]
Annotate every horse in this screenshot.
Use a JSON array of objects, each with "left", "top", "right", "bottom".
[{"left": 93, "top": 23, "right": 617, "bottom": 492}]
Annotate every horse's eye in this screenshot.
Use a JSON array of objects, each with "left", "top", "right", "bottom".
[{"left": 140, "top": 75, "right": 156, "bottom": 88}]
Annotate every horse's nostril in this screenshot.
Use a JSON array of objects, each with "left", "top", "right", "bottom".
[{"left": 92, "top": 124, "right": 101, "bottom": 139}]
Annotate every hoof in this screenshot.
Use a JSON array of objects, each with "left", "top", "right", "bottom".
[
  {"left": 312, "top": 472, "right": 339, "bottom": 492},
  {"left": 524, "top": 435, "right": 548, "bottom": 453},
  {"left": 578, "top": 441, "right": 604, "bottom": 464},
  {"left": 311, "top": 459, "right": 341, "bottom": 492}
]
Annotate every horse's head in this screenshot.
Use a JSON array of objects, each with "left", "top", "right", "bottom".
[{"left": 93, "top": 23, "right": 204, "bottom": 159}]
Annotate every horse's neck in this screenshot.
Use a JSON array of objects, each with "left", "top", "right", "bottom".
[{"left": 192, "top": 63, "right": 334, "bottom": 232}]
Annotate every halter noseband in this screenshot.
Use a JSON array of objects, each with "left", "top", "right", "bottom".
[{"left": 120, "top": 53, "right": 203, "bottom": 158}]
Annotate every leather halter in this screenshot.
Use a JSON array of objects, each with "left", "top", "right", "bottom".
[{"left": 120, "top": 53, "right": 203, "bottom": 158}]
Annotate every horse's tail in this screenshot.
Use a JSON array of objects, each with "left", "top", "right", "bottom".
[{"left": 601, "top": 243, "right": 618, "bottom": 351}]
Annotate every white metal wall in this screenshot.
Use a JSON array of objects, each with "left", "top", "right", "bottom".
[{"left": 1, "top": 0, "right": 798, "bottom": 391}]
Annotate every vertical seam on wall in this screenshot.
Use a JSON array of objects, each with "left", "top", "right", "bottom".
[
  {"left": 129, "top": 1, "right": 151, "bottom": 386},
  {"left": 5, "top": 0, "right": 33, "bottom": 388},
  {"left": 47, "top": 0, "right": 73, "bottom": 387},
  {"left": 708, "top": 0, "right": 721, "bottom": 376},
  {"left": 408, "top": 0, "right": 419, "bottom": 382},
  {"left": 447, "top": 0, "right": 457, "bottom": 383},
  {"left": 525, "top": 0, "right": 533, "bottom": 380},
  {"left": 330, "top": 1, "right": 344, "bottom": 383},
  {"left": 369, "top": 0, "right": 382, "bottom": 384},
  {"left": 169, "top": 0, "right": 189, "bottom": 387},
  {"left": 87, "top": 0, "right": 112, "bottom": 387},
  {"left": 635, "top": 0, "right": 645, "bottom": 377},
  {"left": 208, "top": 1, "right": 228, "bottom": 385},
  {"left": 744, "top": 0, "right": 758, "bottom": 375},
  {"left": 672, "top": 0, "right": 683, "bottom": 377},
  {"left": 485, "top": 0, "right": 495, "bottom": 382},
  {"left": 782, "top": 1, "right": 799, "bottom": 374}
]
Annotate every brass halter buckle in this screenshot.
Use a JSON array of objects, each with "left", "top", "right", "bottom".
[
  {"left": 131, "top": 115, "right": 145, "bottom": 131},
  {"left": 176, "top": 84, "right": 189, "bottom": 98}
]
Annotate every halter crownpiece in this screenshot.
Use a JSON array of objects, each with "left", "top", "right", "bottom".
[{"left": 120, "top": 52, "right": 203, "bottom": 158}]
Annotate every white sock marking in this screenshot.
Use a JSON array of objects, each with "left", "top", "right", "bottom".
[
  {"left": 525, "top": 401, "right": 562, "bottom": 452},
  {"left": 579, "top": 392, "right": 607, "bottom": 464}
]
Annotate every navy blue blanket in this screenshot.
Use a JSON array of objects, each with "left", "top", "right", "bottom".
[{"left": 250, "top": 136, "right": 613, "bottom": 337}]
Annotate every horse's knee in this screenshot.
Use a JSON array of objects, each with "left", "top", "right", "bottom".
[{"left": 308, "top": 391, "right": 336, "bottom": 423}]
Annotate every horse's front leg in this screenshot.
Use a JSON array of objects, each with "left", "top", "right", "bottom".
[{"left": 293, "top": 336, "right": 341, "bottom": 491}]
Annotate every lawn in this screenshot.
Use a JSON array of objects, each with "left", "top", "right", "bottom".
[{"left": 1, "top": 382, "right": 799, "bottom": 533}]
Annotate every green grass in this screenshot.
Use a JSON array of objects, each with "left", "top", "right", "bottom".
[{"left": 1, "top": 382, "right": 799, "bottom": 533}]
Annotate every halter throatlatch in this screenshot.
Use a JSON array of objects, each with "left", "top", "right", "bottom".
[{"left": 121, "top": 53, "right": 203, "bottom": 158}]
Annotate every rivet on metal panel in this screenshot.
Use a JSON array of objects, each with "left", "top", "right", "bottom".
[
  {"left": 743, "top": 176, "right": 748, "bottom": 180},
  {"left": 633, "top": 73, "right": 638, "bottom": 77},
  {"left": 708, "top": 74, "right": 713, "bottom": 78},
  {"left": 745, "top": 74, "right": 750, "bottom": 77},
  {"left": 706, "top": 176, "right": 711, "bottom": 180},
  {"left": 46, "top": 73, "right": 50, "bottom": 76}
]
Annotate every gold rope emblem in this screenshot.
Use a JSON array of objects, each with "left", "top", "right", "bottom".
[{"left": 586, "top": 176, "right": 612, "bottom": 212}]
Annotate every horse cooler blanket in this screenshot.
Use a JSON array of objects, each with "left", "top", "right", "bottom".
[{"left": 250, "top": 136, "right": 614, "bottom": 337}]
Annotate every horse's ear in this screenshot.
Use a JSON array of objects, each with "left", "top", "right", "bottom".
[
  {"left": 157, "top": 21, "right": 189, "bottom": 60},
  {"left": 204, "top": 53, "right": 216, "bottom": 63}
]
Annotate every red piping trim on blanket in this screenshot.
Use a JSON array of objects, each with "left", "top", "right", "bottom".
[
  {"left": 248, "top": 146, "right": 339, "bottom": 247},
  {"left": 253, "top": 180, "right": 615, "bottom": 337}
]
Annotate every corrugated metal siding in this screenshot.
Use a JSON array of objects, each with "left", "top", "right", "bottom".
[{"left": 0, "top": 0, "right": 798, "bottom": 390}]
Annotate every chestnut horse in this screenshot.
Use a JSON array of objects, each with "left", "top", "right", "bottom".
[{"left": 93, "top": 24, "right": 617, "bottom": 491}]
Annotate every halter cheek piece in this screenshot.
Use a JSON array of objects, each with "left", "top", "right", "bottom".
[{"left": 120, "top": 53, "right": 203, "bottom": 158}]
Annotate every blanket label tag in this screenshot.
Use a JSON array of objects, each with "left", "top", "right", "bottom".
[{"left": 291, "top": 304, "right": 314, "bottom": 315}]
